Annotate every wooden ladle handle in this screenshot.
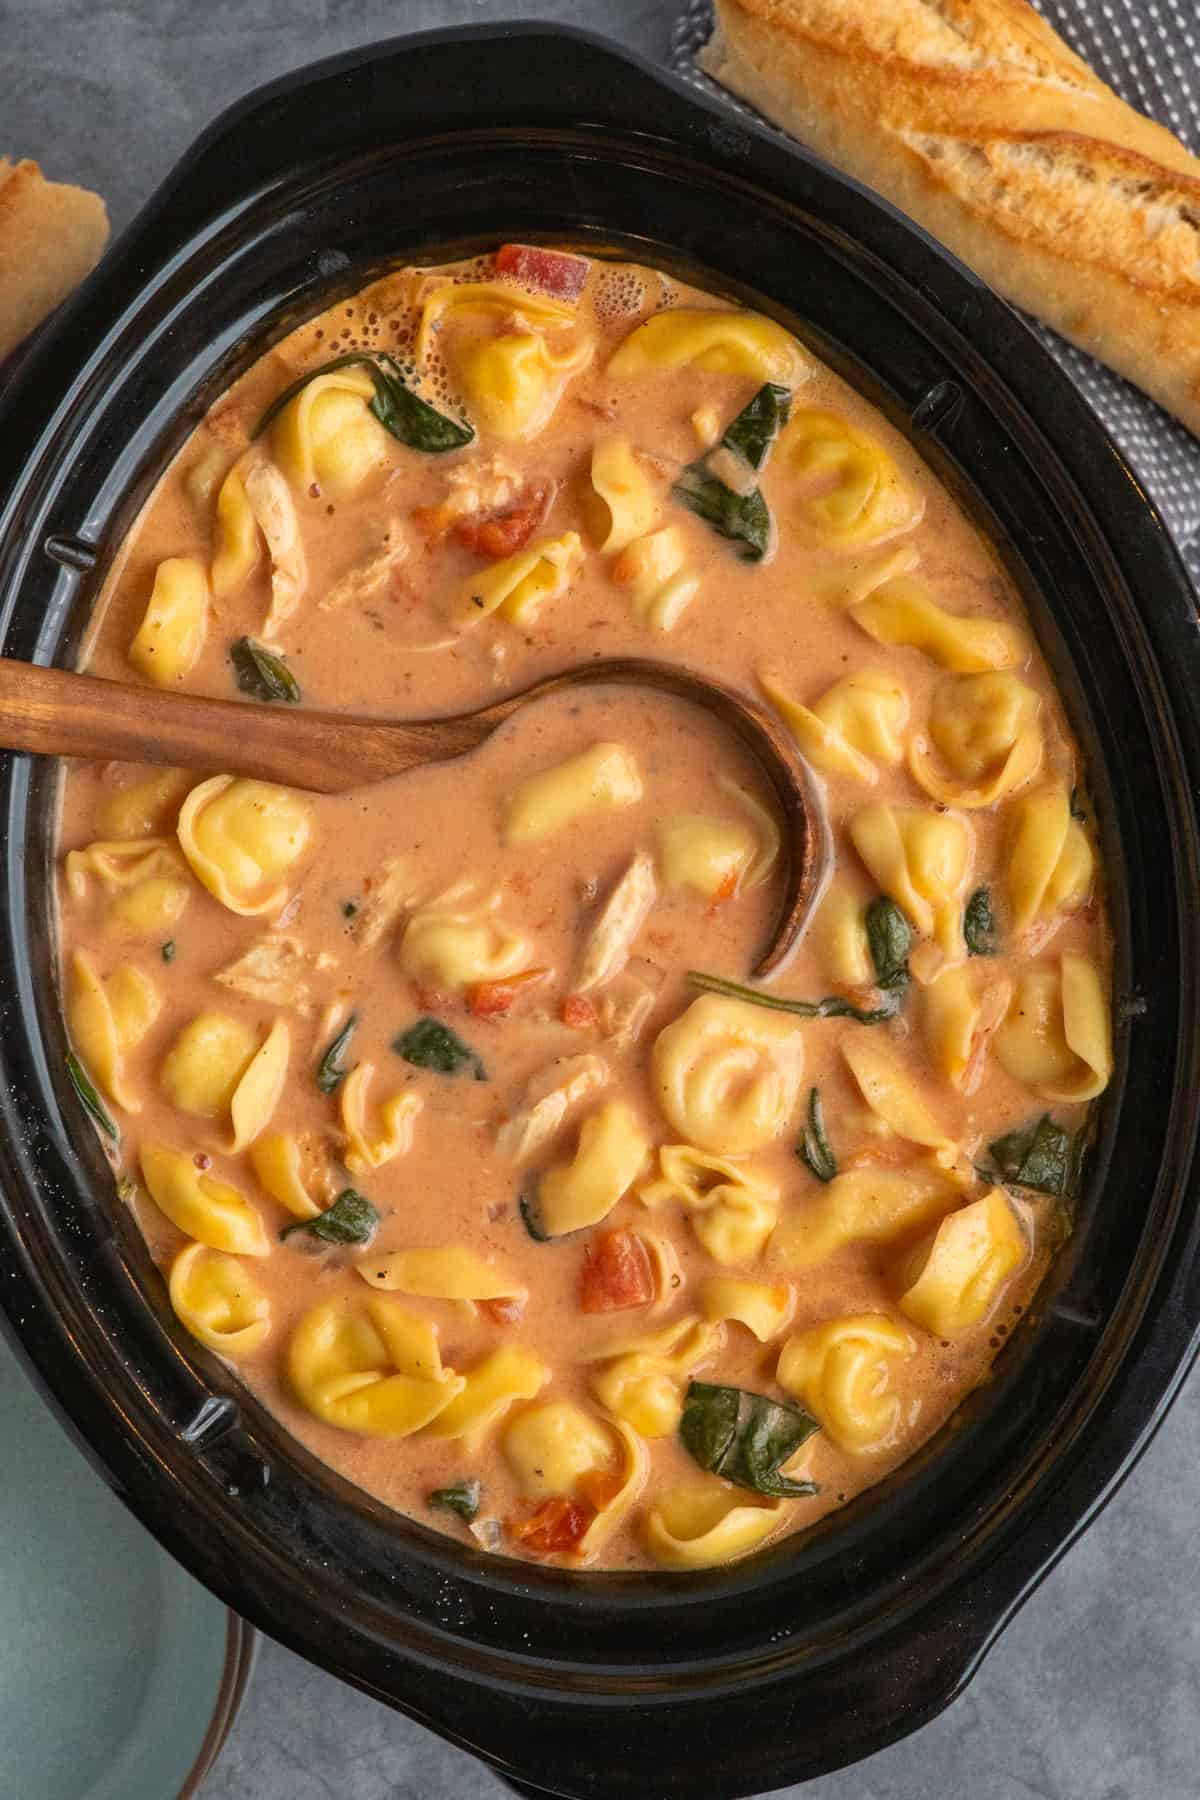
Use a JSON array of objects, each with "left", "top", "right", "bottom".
[{"left": 0, "top": 659, "right": 487, "bottom": 792}]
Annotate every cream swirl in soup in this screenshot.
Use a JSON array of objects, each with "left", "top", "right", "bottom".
[{"left": 56, "top": 245, "right": 1110, "bottom": 1569}]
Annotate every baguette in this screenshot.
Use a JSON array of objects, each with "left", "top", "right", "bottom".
[
  {"left": 701, "top": 0, "right": 1200, "bottom": 435},
  {"left": 0, "top": 158, "right": 109, "bottom": 362}
]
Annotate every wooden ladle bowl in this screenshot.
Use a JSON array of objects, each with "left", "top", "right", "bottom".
[{"left": 0, "top": 654, "right": 828, "bottom": 979}]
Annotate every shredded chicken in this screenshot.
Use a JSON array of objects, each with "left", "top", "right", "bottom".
[
  {"left": 348, "top": 859, "right": 411, "bottom": 949},
  {"left": 214, "top": 934, "right": 335, "bottom": 1013},
  {"left": 243, "top": 456, "right": 307, "bottom": 640},
  {"left": 416, "top": 453, "right": 523, "bottom": 539},
  {"left": 319, "top": 520, "right": 407, "bottom": 612},
  {"left": 496, "top": 1053, "right": 610, "bottom": 1164},
  {"left": 574, "top": 850, "right": 657, "bottom": 994},
  {"left": 597, "top": 968, "right": 659, "bottom": 1052}
]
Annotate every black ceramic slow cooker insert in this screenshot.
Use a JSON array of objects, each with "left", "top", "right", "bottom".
[{"left": 1, "top": 28, "right": 1199, "bottom": 1800}]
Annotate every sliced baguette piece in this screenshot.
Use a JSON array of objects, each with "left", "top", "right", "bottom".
[
  {"left": 0, "top": 158, "right": 109, "bottom": 361},
  {"left": 701, "top": 0, "right": 1200, "bottom": 436}
]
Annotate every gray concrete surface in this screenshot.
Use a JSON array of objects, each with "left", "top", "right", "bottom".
[{"left": 5, "top": 2, "right": 1199, "bottom": 1795}]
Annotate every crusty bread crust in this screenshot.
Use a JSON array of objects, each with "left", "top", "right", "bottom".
[
  {"left": 701, "top": 0, "right": 1200, "bottom": 435},
  {"left": 0, "top": 159, "right": 109, "bottom": 361}
]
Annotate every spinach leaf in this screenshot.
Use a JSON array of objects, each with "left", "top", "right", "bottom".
[
  {"left": 963, "top": 887, "right": 998, "bottom": 957},
  {"left": 230, "top": 637, "right": 301, "bottom": 704},
  {"left": 281, "top": 1187, "right": 378, "bottom": 1246},
  {"left": 394, "top": 1017, "right": 487, "bottom": 1081},
  {"left": 518, "top": 1190, "right": 549, "bottom": 1242},
  {"left": 161, "top": 939, "right": 176, "bottom": 964},
  {"left": 987, "top": 1113, "right": 1071, "bottom": 1198},
  {"left": 865, "top": 897, "right": 911, "bottom": 992},
  {"left": 65, "top": 1052, "right": 118, "bottom": 1143},
  {"left": 315, "top": 1012, "right": 357, "bottom": 1094},
  {"left": 251, "top": 351, "right": 474, "bottom": 454},
  {"left": 429, "top": 1479, "right": 481, "bottom": 1524},
  {"left": 672, "top": 463, "right": 773, "bottom": 562},
  {"left": 721, "top": 382, "right": 791, "bottom": 472},
  {"left": 680, "top": 1381, "right": 820, "bottom": 1499},
  {"left": 798, "top": 1086, "right": 837, "bottom": 1183}
]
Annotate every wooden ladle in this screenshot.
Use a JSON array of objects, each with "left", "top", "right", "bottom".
[{"left": 0, "top": 654, "right": 827, "bottom": 978}]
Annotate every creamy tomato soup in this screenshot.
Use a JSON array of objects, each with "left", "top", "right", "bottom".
[{"left": 56, "top": 246, "right": 1111, "bottom": 1570}]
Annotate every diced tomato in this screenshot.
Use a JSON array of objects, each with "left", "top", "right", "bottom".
[
  {"left": 561, "top": 994, "right": 598, "bottom": 1031},
  {"left": 508, "top": 1495, "right": 596, "bottom": 1556},
  {"left": 466, "top": 967, "right": 549, "bottom": 1019},
  {"left": 479, "top": 1294, "right": 526, "bottom": 1326},
  {"left": 706, "top": 870, "right": 740, "bottom": 916},
  {"left": 454, "top": 479, "right": 556, "bottom": 560},
  {"left": 495, "top": 243, "right": 590, "bottom": 301},
  {"left": 579, "top": 1229, "right": 654, "bottom": 1314}
]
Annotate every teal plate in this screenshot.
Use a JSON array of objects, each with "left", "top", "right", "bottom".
[{"left": 0, "top": 1330, "right": 254, "bottom": 1798}]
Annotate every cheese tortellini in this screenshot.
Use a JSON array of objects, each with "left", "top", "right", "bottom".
[
  {"left": 421, "top": 1347, "right": 549, "bottom": 1449},
  {"left": 160, "top": 1012, "right": 289, "bottom": 1152},
  {"left": 68, "top": 951, "right": 161, "bottom": 1113},
  {"left": 95, "top": 772, "right": 191, "bottom": 841},
  {"left": 583, "top": 1314, "right": 723, "bottom": 1438},
  {"left": 783, "top": 410, "right": 923, "bottom": 547},
  {"left": 589, "top": 438, "right": 661, "bottom": 553},
  {"left": 504, "top": 742, "right": 643, "bottom": 844},
  {"left": 810, "top": 878, "right": 872, "bottom": 987},
  {"left": 701, "top": 1277, "right": 794, "bottom": 1342},
  {"left": 638, "top": 1143, "right": 780, "bottom": 1263},
  {"left": 534, "top": 1101, "right": 651, "bottom": 1238},
  {"left": 139, "top": 1142, "right": 269, "bottom": 1256},
  {"left": 211, "top": 467, "right": 260, "bottom": 599},
  {"left": 923, "top": 964, "right": 1013, "bottom": 1093},
  {"left": 128, "top": 557, "right": 209, "bottom": 687},
  {"left": 503, "top": 1400, "right": 616, "bottom": 1499},
  {"left": 271, "top": 365, "right": 391, "bottom": 494},
  {"left": 610, "top": 525, "right": 701, "bottom": 633},
  {"left": 398, "top": 882, "right": 530, "bottom": 990},
  {"left": 759, "top": 665, "right": 908, "bottom": 785},
  {"left": 849, "top": 575, "right": 1027, "bottom": 672},
  {"left": 850, "top": 802, "right": 972, "bottom": 960},
  {"left": 416, "top": 280, "right": 591, "bottom": 440},
  {"left": 770, "top": 1164, "right": 955, "bottom": 1269},
  {"left": 643, "top": 1481, "right": 785, "bottom": 1569},
  {"left": 909, "top": 672, "right": 1043, "bottom": 808},
  {"left": 1007, "top": 785, "right": 1095, "bottom": 938},
  {"left": 288, "top": 1296, "right": 464, "bottom": 1437},
  {"left": 158, "top": 1009, "right": 241, "bottom": 1116},
  {"left": 777, "top": 1314, "right": 915, "bottom": 1454},
  {"left": 339, "top": 1064, "right": 422, "bottom": 1172},
  {"left": 655, "top": 809, "right": 760, "bottom": 901},
  {"left": 450, "top": 531, "right": 582, "bottom": 630},
  {"left": 359, "top": 1246, "right": 524, "bottom": 1306},
  {"left": 168, "top": 1243, "right": 271, "bottom": 1357},
  {"left": 653, "top": 995, "right": 804, "bottom": 1156},
  {"left": 177, "top": 776, "right": 313, "bottom": 915},
  {"left": 607, "top": 306, "right": 805, "bottom": 383},
  {"left": 900, "top": 1189, "right": 1027, "bottom": 1336},
  {"left": 993, "top": 953, "right": 1112, "bottom": 1101},
  {"left": 66, "top": 838, "right": 193, "bottom": 939},
  {"left": 249, "top": 1131, "right": 324, "bottom": 1220},
  {"left": 844, "top": 1039, "right": 961, "bottom": 1171}
]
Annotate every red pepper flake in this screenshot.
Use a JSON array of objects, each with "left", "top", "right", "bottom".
[
  {"left": 508, "top": 1494, "right": 596, "bottom": 1556},
  {"left": 413, "top": 981, "right": 448, "bottom": 1014},
  {"left": 561, "top": 994, "right": 598, "bottom": 1031},
  {"left": 495, "top": 243, "right": 589, "bottom": 300}
]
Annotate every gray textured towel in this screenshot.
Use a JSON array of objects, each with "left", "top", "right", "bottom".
[{"left": 671, "top": 0, "right": 1200, "bottom": 577}]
